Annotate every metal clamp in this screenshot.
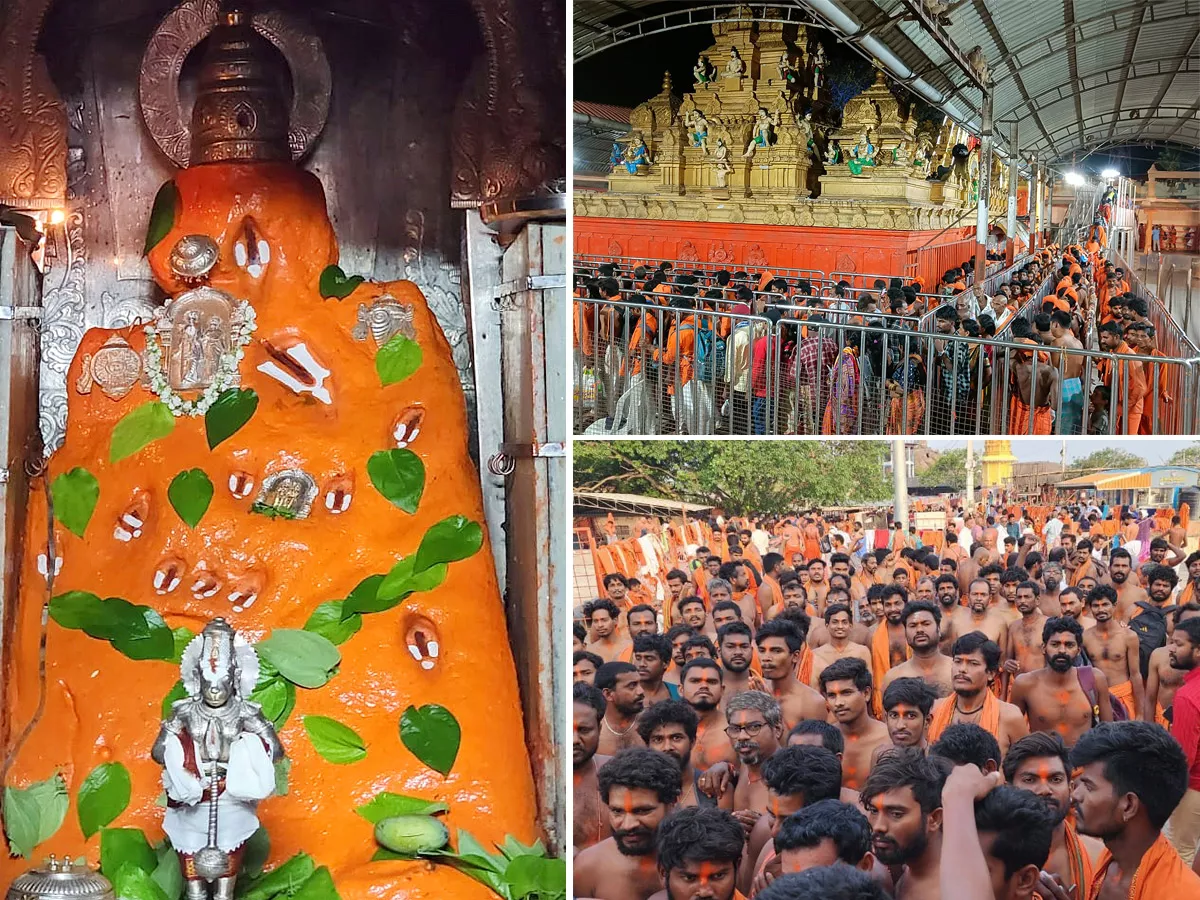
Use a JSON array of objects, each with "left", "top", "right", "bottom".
[
  {"left": 486, "top": 441, "right": 566, "bottom": 476},
  {"left": 0, "top": 306, "right": 42, "bottom": 321},
  {"left": 491, "top": 274, "right": 568, "bottom": 309}
]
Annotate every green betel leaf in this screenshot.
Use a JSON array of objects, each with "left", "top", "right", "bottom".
[
  {"left": 143, "top": 181, "right": 179, "bottom": 256},
  {"left": 49, "top": 590, "right": 105, "bottom": 633},
  {"left": 257, "top": 630, "right": 341, "bottom": 689},
  {"left": 318, "top": 264, "right": 364, "bottom": 301},
  {"left": 239, "top": 853, "right": 316, "bottom": 900},
  {"left": 240, "top": 828, "right": 270, "bottom": 881},
  {"left": 77, "top": 762, "right": 132, "bottom": 839},
  {"left": 355, "top": 792, "right": 449, "bottom": 824},
  {"left": 399, "top": 704, "right": 461, "bottom": 777},
  {"left": 151, "top": 842, "right": 184, "bottom": 900},
  {"left": 110, "top": 402, "right": 175, "bottom": 464},
  {"left": 170, "top": 628, "right": 194, "bottom": 665},
  {"left": 250, "top": 676, "right": 295, "bottom": 729},
  {"left": 375, "top": 333, "right": 422, "bottom": 387},
  {"left": 367, "top": 449, "right": 425, "bottom": 514},
  {"left": 292, "top": 866, "right": 342, "bottom": 900},
  {"left": 302, "top": 716, "right": 367, "bottom": 765},
  {"left": 167, "top": 469, "right": 213, "bottom": 528},
  {"left": 50, "top": 467, "right": 100, "bottom": 538},
  {"left": 304, "top": 601, "right": 362, "bottom": 645},
  {"left": 413, "top": 516, "right": 483, "bottom": 574},
  {"left": 339, "top": 574, "right": 389, "bottom": 618},
  {"left": 112, "top": 862, "right": 170, "bottom": 900},
  {"left": 3, "top": 774, "right": 68, "bottom": 858},
  {"left": 99, "top": 827, "right": 157, "bottom": 878},
  {"left": 105, "top": 599, "right": 175, "bottom": 661},
  {"left": 504, "top": 854, "right": 567, "bottom": 900},
  {"left": 161, "top": 680, "right": 187, "bottom": 719},
  {"left": 274, "top": 758, "right": 292, "bottom": 796},
  {"left": 375, "top": 556, "right": 447, "bottom": 605},
  {"left": 204, "top": 388, "right": 258, "bottom": 450}
]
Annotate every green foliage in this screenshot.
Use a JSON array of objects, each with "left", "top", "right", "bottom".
[
  {"left": 1068, "top": 448, "right": 1148, "bottom": 472},
  {"left": 414, "top": 516, "right": 483, "bottom": 573},
  {"left": 161, "top": 680, "right": 187, "bottom": 718},
  {"left": 238, "top": 852, "right": 316, "bottom": 900},
  {"left": 170, "top": 628, "right": 194, "bottom": 665},
  {"left": 256, "top": 630, "right": 341, "bottom": 689},
  {"left": 1167, "top": 444, "right": 1200, "bottom": 467},
  {"left": 3, "top": 774, "right": 68, "bottom": 858},
  {"left": 49, "top": 591, "right": 175, "bottom": 661},
  {"left": 77, "top": 762, "right": 132, "bottom": 839},
  {"left": 914, "top": 448, "right": 982, "bottom": 492},
  {"left": 573, "top": 441, "right": 891, "bottom": 514},
  {"left": 143, "top": 181, "right": 179, "bottom": 256},
  {"left": 112, "top": 863, "right": 169, "bottom": 900},
  {"left": 303, "top": 716, "right": 367, "bottom": 765},
  {"left": 249, "top": 675, "right": 297, "bottom": 730},
  {"left": 151, "top": 841, "right": 184, "bottom": 900},
  {"left": 399, "top": 704, "right": 460, "bottom": 776},
  {"left": 99, "top": 827, "right": 157, "bottom": 879},
  {"left": 318, "top": 265, "right": 364, "bottom": 300},
  {"left": 367, "top": 449, "right": 425, "bottom": 513},
  {"left": 110, "top": 402, "right": 175, "bottom": 463},
  {"left": 375, "top": 557, "right": 447, "bottom": 608},
  {"left": 375, "top": 333, "right": 423, "bottom": 386},
  {"left": 168, "top": 469, "right": 213, "bottom": 528},
  {"left": 374, "top": 816, "right": 449, "bottom": 854},
  {"left": 205, "top": 388, "right": 258, "bottom": 450},
  {"left": 355, "top": 792, "right": 449, "bottom": 823},
  {"left": 51, "top": 467, "right": 100, "bottom": 538},
  {"left": 303, "top": 601, "right": 362, "bottom": 646}
]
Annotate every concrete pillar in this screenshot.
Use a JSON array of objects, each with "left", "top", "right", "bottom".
[{"left": 893, "top": 440, "right": 909, "bottom": 537}]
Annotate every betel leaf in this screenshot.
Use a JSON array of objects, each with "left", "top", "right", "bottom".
[
  {"left": 375, "top": 333, "right": 422, "bottom": 387},
  {"left": 50, "top": 467, "right": 100, "bottom": 538},
  {"left": 399, "top": 704, "right": 460, "bottom": 777},
  {"left": 413, "top": 516, "right": 483, "bottom": 574},
  {"left": 167, "top": 469, "right": 213, "bottom": 528},
  {"left": 240, "top": 828, "right": 270, "bottom": 881},
  {"left": 318, "top": 264, "right": 364, "bottom": 301},
  {"left": 366, "top": 449, "right": 425, "bottom": 514},
  {"left": 256, "top": 630, "right": 341, "bottom": 689},
  {"left": 303, "top": 716, "right": 366, "bottom": 765},
  {"left": 304, "top": 601, "right": 362, "bottom": 646},
  {"left": 375, "top": 556, "right": 447, "bottom": 605},
  {"left": 112, "top": 863, "right": 170, "bottom": 900},
  {"left": 250, "top": 676, "right": 296, "bottom": 730},
  {"left": 339, "top": 573, "right": 389, "bottom": 619},
  {"left": 77, "top": 762, "right": 132, "bottom": 839},
  {"left": 274, "top": 758, "right": 292, "bottom": 797},
  {"left": 504, "top": 854, "right": 567, "bottom": 900},
  {"left": 99, "top": 826, "right": 157, "bottom": 878},
  {"left": 205, "top": 388, "right": 258, "bottom": 450},
  {"left": 170, "top": 628, "right": 194, "bottom": 665},
  {"left": 49, "top": 593, "right": 174, "bottom": 661},
  {"left": 110, "top": 402, "right": 175, "bottom": 464},
  {"left": 238, "top": 852, "right": 316, "bottom": 900},
  {"left": 355, "top": 792, "right": 448, "bottom": 824},
  {"left": 291, "top": 866, "right": 342, "bottom": 900},
  {"left": 143, "top": 181, "right": 179, "bottom": 256},
  {"left": 3, "top": 774, "right": 68, "bottom": 858},
  {"left": 151, "top": 842, "right": 184, "bottom": 900},
  {"left": 48, "top": 590, "right": 105, "bottom": 633},
  {"left": 161, "top": 680, "right": 187, "bottom": 719}
]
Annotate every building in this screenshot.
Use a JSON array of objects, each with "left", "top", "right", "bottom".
[{"left": 1055, "top": 466, "right": 1200, "bottom": 510}]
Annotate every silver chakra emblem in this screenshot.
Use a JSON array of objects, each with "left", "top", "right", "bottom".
[
  {"left": 352, "top": 295, "right": 415, "bottom": 347},
  {"left": 77, "top": 335, "right": 143, "bottom": 400}
]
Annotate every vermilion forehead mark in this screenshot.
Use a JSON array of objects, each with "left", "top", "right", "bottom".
[
  {"left": 623, "top": 794, "right": 634, "bottom": 815},
  {"left": 1036, "top": 762, "right": 1052, "bottom": 781},
  {"left": 698, "top": 861, "right": 714, "bottom": 885}
]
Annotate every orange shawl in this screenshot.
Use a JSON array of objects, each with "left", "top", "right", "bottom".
[
  {"left": 1063, "top": 819, "right": 1095, "bottom": 899},
  {"left": 1069, "top": 559, "right": 1094, "bottom": 587},
  {"left": 794, "top": 645, "right": 813, "bottom": 686},
  {"left": 927, "top": 690, "right": 1000, "bottom": 744},
  {"left": 1088, "top": 833, "right": 1200, "bottom": 900},
  {"left": 870, "top": 625, "right": 909, "bottom": 718}
]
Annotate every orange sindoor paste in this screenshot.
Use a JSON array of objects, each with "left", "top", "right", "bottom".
[{"left": 1, "top": 163, "right": 535, "bottom": 898}]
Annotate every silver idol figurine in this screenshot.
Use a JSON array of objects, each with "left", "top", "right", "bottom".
[{"left": 152, "top": 619, "right": 284, "bottom": 900}]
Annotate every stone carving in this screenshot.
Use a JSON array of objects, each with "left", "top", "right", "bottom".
[
  {"left": 711, "top": 139, "right": 734, "bottom": 190},
  {"left": 746, "top": 244, "right": 768, "bottom": 268},
  {"left": 678, "top": 241, "right": 699, "bottom": 262},
  {"left": 39, "top": 211, "right": 87, "bottom": 453}
]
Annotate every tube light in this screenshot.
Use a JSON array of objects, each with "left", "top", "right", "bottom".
[
  {"left": 1065, "top": 172, "right": 1085, "bottom": 186},
  {"left": 1101, "top": 168, "right": 1119, "bottom": 179}
]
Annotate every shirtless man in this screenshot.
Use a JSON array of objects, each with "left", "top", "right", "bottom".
[
  {"left": 934, "top": 574, "right": 962, "bottom": 655},
  {"left": 1039, "top": 562, "right": 1065, "bottom": 617},
  {"left": 1138, "top": 537, "right": 1186, "bottom": 584},
  {"left": 720, "top": 690, "right": 784, "bottom": 830},
  {"left": 1108, "top": 547, "right": 1149, "bottom": 621},
  {"left": 1011, "top": 617, "right": 1112, "bottom": 749},
  {"left": 1049, "top": 308, "right": 1084, "bottom": 433},
  {"left": 1002, "top": 580, "right": 1049, "bottom": 698},
  {"left": 603, "top": 572, "right": 631, "bottom": 609},
  {"left": 806, "top": 558, "right": 831, "bottom": 610},
  {"left": 648, "top": 807, "right": 744, "bottom": 900},
  {"left": 929, "top": 631, "right": 1029, "bottom": 757},
  {"left": 665, "top": 568, "right": 691, "bottom": 612},
  {"left": 756, "top": 552, "right": 786, "bottom": 623},
  {"left": 1082, "top": 584, "right": 1145, "bottom": 718},
  {"left": 882, "top": 601, "right": 953, "bottom": 698},
  {"left": 1058, "top": 586, "right": 1096, "bottom": 632},
  {"left": 996, "top": 568, "right": 1026, "bottom": 621},
  {"left": 755, "top": 619, "right": 827, "bottom": 730},
  {"left": 956, "top": 545, "right": 989, "bottom": 597},
  {"left": 809, "top": 602, "right": 872, "bottom": 688},
  {"left": 1145, "top": 602, "right": 1200, "bottom": 726},
  {"left": 818, "top": 657, "right": 891, "bottom": 792},
  {"left": 573, "top": 748, "right": 681, "bottom": 900},
  {"left": 945, "top": 578, "right": 1010, "bottom": 665},
  {"left": 585, "top": 598, "right": 631, "bottom": 662},
  {"left": 574, "top": 649, "right": 603, "bottom": 685},
  {"left": 717, "top": 621, "right": 766, "bottom": 699},
  {"left": 574, "top": 682, "right": 612, "bottom": 854},
  {"left": 876, "top": 677, "right": 937, "bottom": 762},
  {"left": 722, "top": 563, "right": 758, "bottom": 628},
  {"left": 679, "top": 658, "right": 738, "bottom": 770},
  {"left": 870, "top": 584, "right": 913, "bottom": 692},
  {"left": 663, "top": 624, "right": 694, "bottom": 687},
  {"left": 637, "top": 700, "right": 704, "bottom": 809},
  {"left": 596, "top": 661, "right": 647, "bottom": 756}
]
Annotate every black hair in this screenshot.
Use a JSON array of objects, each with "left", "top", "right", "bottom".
[
  {"left": 972, "top": 785, "right": 1057, "bottom": 879},
  {"left": 979, "top": 563, "right": 1004, "bottom": 579},
  {"left": 573, "top": 621, "right": 587, "bottom": 643},
  {"left": 679, "top": 594, "right": 706, "bottom": 613},
  {"left": 789, "top": 719, "right": 844, "bottom": 755},
  {"left": 1000, "top": 566, "right": 1029, "bottom": 584},
  {"left": 683, "top": 634, "right": 718, "bottom": 659},
  {"left": 598, "top": 747, "right": 683, "bottom": 805},
  {"left": 718, "top": 561, "right": 744, "bottom": 582},
  {"left": 573, "top": 681, "right": 606, "bottom": 719},
  {"left": 1145, "top": 564, "right": 1179, "bottom": 589},
  {"left": 763, "top": 551, "right": 785, "bottom": 573},
  {"left": 712, "top": 600, "right": 743, "bottom": 620},
  {"left": 861, "top": 747, "right": 950, "bottom": 815},
  {"left": 1041, "top": 615, "right": 1084, "bottom": 646},
  {"left": 664, "top": 623, "right": 696, "bottom": 645},
  {"left": 595, "top": 660, "right": 638, "bottom": 692},
  {"left": 1175, "top": 618, "right": 1200, "bottom": 648},
  {"left": 633, "top": 632, "right": 672, "bottom": 664},
  {"left": 824, "top": 602, "right": 853, "bottom": 624},
  {"left": 1110, "top": 547, "right": 1132, "bottom": 564},
  {"left": 627, "top": 603, "right": 657, "bottom": 624},
  {"left": 950, "top": 631, "right": 1001, "bottom": 671},
  {"left": 1086, "top": 583, "right": 1118, "bottom": 608},
  {"left": 774, "top": 799, "right": 871, "bottom": 864},
  {"left": 755, "top": 868, "right": 888, "bottom": 900},
  {"left": 636, "top": 699, "right": 699, "bottom": 744},
  {"left": 756, "top": 618, "right": 806, "bottom": 653},
  {"left": 939, "top": 558, "right": 958, "bottom": 572},
  {"left": 655, "top": 806, "right": 745, "bottom": 876},
  {"left": 935, "top": 573, "right": 959, "bottom": 591},
  {"left": 1002, "top": 731, "right": 1070, "bottom": 784},
  {"left": 762, "top": 746, "right": 843, "bottom": 804},
  {"left": 819, "top": 656, "right": 873, "bottom": 694},
  {"left": 774, "top": 607, "right": 812, "bottom": 643},
  {"left": 931, "top": 723, "right": 1002, "bottom": 769},
  {"left": 584, "top": 598, "right": 620, "bottom": 620},
  {"left": 881, "top": 583, "right": 909, "bottom": 604},
  {"left": 680, "top": 656, "right": 723, "bottom": 682},
  {"left": 900, "top": 599, "right": 942, "bottom": 627},
  {"left": 666, "top": 568, "right": 689, "bottom": 583},
  {"left": 574, "top": 649, "right": 603, "bottom": 670},
  {"left": 717, "top": 620, "right": 754, "bottom": 645},
  {"left": 602, "top": 572, "right": 629, "bottom": 588},
  {"left": 882, "top": 677, "right": 937, "bottom": 716}
]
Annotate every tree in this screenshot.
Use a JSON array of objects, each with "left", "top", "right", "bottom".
[
  {"left": 1167, "top": 444, "right": 1200, "bottom": 467},
  {"left": 573, "top": 441, "right": 891, "bottom": 514},
  {"left": 1068, "top": 449, "right": 1147, "bottom": 472},
  {"left": 914, "top": 448, "right": 981, "bottom": 492}
]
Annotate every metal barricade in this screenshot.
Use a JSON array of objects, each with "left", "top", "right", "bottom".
[{"left": 575, "top": 254, "right": 826, "bottom": 287}]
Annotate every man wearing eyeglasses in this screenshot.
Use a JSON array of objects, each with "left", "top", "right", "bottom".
[{"left": 721, "top": 691, "right": 784, "bottom": 831}]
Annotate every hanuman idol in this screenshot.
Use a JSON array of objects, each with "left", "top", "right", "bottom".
[{"left": 152, "top": 619, "right": 284, "bottom": 900}]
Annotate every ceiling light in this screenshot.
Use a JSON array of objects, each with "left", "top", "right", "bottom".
[
  {"left": 1064, "top": 172, "right": 1084, "bottom": 186},
  {"left": 1101, "top": 168, "right": 1119, "bottom": 179}
]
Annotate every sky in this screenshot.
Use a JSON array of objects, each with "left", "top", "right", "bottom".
[{"left": 925, "top": 439, "right": 1199, "bottom": 465}]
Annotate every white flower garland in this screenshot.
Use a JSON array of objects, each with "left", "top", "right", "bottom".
[{"left": 144, "top": 301, "right": 256, "bottom": 416}]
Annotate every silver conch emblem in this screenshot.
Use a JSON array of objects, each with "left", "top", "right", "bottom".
[
  {"left": 352, "top": 295, "right": 415, "bottom": 347},
  {"left": 168, "top": 234, "right": 221, "bottom": 283},
  {"left": 77, "top": 335, "right": 143, "bottom": 400}
]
